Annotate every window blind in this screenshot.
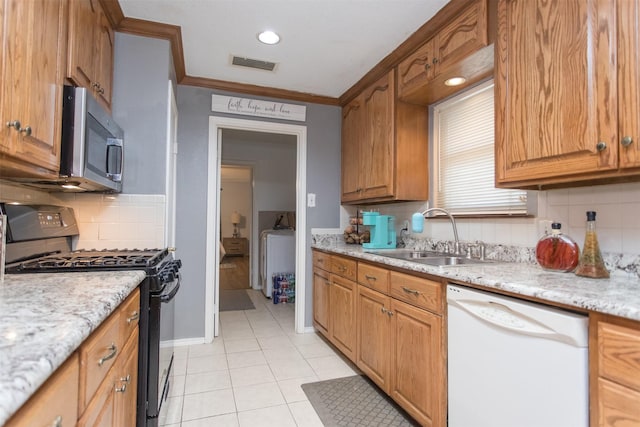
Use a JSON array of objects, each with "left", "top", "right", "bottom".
[{"left": 433, "top": 81, "right": 527, "bottom": 214}]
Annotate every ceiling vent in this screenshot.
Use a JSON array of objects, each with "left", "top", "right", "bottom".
[{"left": 231, "top": 55, "right": 277, "bottom": 71}]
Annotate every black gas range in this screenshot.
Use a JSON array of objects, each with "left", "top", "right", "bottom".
[{"left": 2, "top": 203, "right": 180, "bottom": 427}]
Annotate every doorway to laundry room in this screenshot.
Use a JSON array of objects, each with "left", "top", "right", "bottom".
[{"left": 207, "top": 119, "right": 305, "bottom": 340}]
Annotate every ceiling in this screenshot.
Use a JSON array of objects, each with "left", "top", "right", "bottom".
[{"left": 117, "top": 0, "right": 450, "bottom": 99}]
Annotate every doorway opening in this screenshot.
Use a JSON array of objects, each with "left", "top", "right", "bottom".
[
  {"left": 219, "top": 165, "right": 253, "bottom": 311},
  {"left": 206, "top": 117, "right": 307, "bottom": 342}
]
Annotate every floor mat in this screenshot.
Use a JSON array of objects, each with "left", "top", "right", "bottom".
[
  {"left": 219, "top": 289, "right": 255, "bottom": 311},
  {"left": 302, "top": 375, "right": 418, "bottom": 427}
]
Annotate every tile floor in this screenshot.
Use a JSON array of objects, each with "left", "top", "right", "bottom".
[{"left": 160, "top": 290, "right": 360, "bottom": 426}]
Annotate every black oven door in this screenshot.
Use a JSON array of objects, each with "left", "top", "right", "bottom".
[{"left": 147, "top": 277, "right": 180, "bottom": 425}]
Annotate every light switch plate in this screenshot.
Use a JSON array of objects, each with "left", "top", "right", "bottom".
[{"left": 307, "top": 193, "right": 316, "bottom": 207}]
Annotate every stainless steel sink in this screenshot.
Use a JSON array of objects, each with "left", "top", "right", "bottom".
[{"left": 366, "top": 249, "right": 494, "bottom": 265}]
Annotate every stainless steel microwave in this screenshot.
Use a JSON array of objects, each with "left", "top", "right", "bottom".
[{"left": 58, "top": 85, "right": 124, "bottom": 192}]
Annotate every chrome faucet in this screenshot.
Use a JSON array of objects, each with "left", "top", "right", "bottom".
[{"left": 413, "top": 207, "right": 463, "bottom": 255}]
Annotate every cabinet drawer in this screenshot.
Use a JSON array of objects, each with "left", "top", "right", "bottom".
[
  {"left": 313, "top": 251, "right": 330, "bottom": 271},
  {"left": 358, "top": 262, "right": 390, "bottom": 294},
  {"left": 390, "top": 272, "right": 443, "bottom": 314},
  {"left": 331, "top": 256, "right": 357, "bottom": 281},
  {"left": 598, "top": 320, "right": 640, "bottom": 392},
  {"left": 79, "top": 311, "right": 120, "bottom": 412},
  {"left": 119, "top": 288, "right": 140, "bottom": 345},
  {"left": 5, "top": 353, "right": 79, "bottom": 427}
]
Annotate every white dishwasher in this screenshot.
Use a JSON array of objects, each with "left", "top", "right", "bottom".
[{"left": 447, "top": 284, "right": 589, "bottom": 427}]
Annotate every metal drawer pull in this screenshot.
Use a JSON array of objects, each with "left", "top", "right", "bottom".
[
  {"left": 127, "top": 311, "right": 140, "bottom": 324},
  {"left": 51, "top": 415, "right": 63, "bottom": 427},
  {"left": 98, "top": 343, "right": 117, "bottom": 366},
  {"left": 402, "top": 286, "right": 421, "bottom": 296},
  {"left": 365, "top": 275, "right": 377, "bottom": 281},
  {"left": 115, "top": 383, "right": 127, "bottom": 393},
  {"left": 337, "top": 265, "right": 346, "bottom": 272}
]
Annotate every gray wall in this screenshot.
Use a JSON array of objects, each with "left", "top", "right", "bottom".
[
  {"left": 112, "top": 33, "right": 173, "bottom": 194},
  {"left": 175, "top": 85, "right": 341, "bottom": 339}
]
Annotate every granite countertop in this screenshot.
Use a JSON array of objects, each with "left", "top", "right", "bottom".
[
  {"left": 0, "top": 271, "right": 146, "bottom": 426},
  {"left": 313, "top": 242, "right": 640, "bottom": 322}
]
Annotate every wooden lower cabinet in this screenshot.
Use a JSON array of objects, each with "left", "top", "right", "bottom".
[
  {"left": 357, "top": 285, "right": 392, "bottom": 393},
  {"left": 390, "top": 298, "right": 445, "bottom": 427},
  {"left": 4, "top": 353, "right": 80, "bottom": 427},
  {"left": 329, "top": 274, "right": 357, "bottom": 362},
  {"left": 312, "top": 267, "right": 331, "bottom": 336},
  {"left": 591, "top": 313, "right": 640, "bottom": 427}
]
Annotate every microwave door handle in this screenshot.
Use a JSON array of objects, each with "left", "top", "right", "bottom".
[{"left": 106, "top": 138, "right": 123, "bottom": 182}]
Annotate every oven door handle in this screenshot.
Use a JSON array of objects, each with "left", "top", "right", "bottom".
[{"left": 160, "top": 279, "right": 180, "bottom": 303}]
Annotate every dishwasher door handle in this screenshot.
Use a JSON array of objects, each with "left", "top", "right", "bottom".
[{"left": 450, "top": 299, "right": 581, "bottom": 346}]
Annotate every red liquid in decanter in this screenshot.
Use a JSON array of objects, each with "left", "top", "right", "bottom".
[{"left": 535, "top": 223, "right": 580, "bottom": 272}]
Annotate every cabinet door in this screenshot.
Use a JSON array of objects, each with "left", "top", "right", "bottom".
[
  {"left": 361, "top": 71, "right": 394, "bottom": 200},
  {"left": 397, "top": 38, "right": 436, "bottom": 100},
  {"left": 434, "top": 0, "right": 488, "bottom": 74},
  {"left": 312, "top": 268, "right": 331, "bottom": 337},
  {"left": 0, "top": 0, "right": 65, "bottom": 177},
  {"left": 68, "top": 0, "right": 98, "bottom": 90},
  {"left": 115, "top": 330, "right": 139, "bottom": 427},
  {"left": 95, "top": 6, "right": 114, "bottom": 111},
  {"left": 495, "top": 0, "right": 617, "bottom": 187},
  {"left": 598, "top": 378, "right": 640, "bottom": 427},
  {"left": 390, "top": 299, "right": 444, "bottom": 427},
  {"left": 329, "top": 274, "right": 357, "bottom": 362},
  {"left": 618, "top": 0, "right": 640, "bottom": 169},
  {"left": 341, "top": 97, "right": 364, "bottom": 202},
  {"left": 357, "top": 285, "right": 391, "bottom": 393}
]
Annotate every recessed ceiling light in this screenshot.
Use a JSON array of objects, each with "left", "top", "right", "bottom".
[
  {"left": 258, "top": 30, "right": 280, "bottom": 45},
  {"left": 445, "top": 77, "right": 467, "bottom": 86}
]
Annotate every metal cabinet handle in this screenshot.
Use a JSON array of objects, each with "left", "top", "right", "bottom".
[
  {"left": 432, "top": 57, "right": 439, "bottom": 64},
  {"left": 365, "top": 275, "right": 377, "bottom": 281},
  {"left": 381, "top": 307, "right": 394, "bottom": 316},
  {"left": 596, "top": 141, "right": 607, "bottom": 151},
  {"left": 424, "top": 63, "right": 431, "bottom": 70},
  {"left": 51, "top": 415, "right": 63, "bottom": 427},
  {"left": 337, "top": 265, "right": 346, "bottom": 272},
  {"left": 6, "top": 120, "right": 21, "bottom": 130},
  {"left": 127, "top": 311, "right": 139, "bottom": 324},
  {"left": 402, "top": 286, "right": 421, "bottom": 296},
  {"left": 324, "top": 279, "right": 330, "bottom": 285},
  {"left": 98, "top": 343, "right": 117, "bottom": 366},
  {"left": 115, "top": 383, "right": 127, "bottom": 393},
  {"left": 621, "top": 136, "right": 633, "bottom": 147},
  {"left": 120, "top": 374, "right": 131, "bottom": 383},
  {"left": 6, "top": 120, "right": 31, "bottom": 136}
]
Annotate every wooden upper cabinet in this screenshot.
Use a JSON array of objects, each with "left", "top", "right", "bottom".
[
  {"left": 68, "top": 0, "right": 114, "bottom": 111},
  {"left": 0, "top": 0, "right": 66, "bottom": 179},
  {"left": 341, "top": 97, "right": 364, "bottom": 202},
  {"left": 398, "top": 0, "right": 493, "bottom": 105},
  {"left": 496, "top": 0, "right": 640, "bottom": 189},
  {"left": 341, "top": 70, "right": 428, "bottom": 204},
  {"left": 617, "top": 0, "right": 640, "bottom": 170}
]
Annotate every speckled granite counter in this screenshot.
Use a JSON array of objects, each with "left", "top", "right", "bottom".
[
  {"left": 312, "top": 241, "right": 640, "bottom": 322},
  {"left": 0, "top": 271, "right": 145, "bottom": 426}
]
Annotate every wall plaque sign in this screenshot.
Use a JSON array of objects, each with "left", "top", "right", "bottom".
[{"left": 212, "top": 95, "right": 306, "bottom": 122}]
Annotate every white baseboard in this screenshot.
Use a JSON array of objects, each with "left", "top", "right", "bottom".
[{"left": 161, "top": 336, "right": 207, "bottom": 348}]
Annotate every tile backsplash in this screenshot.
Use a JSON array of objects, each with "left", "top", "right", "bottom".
[
  {"left": 341, "top": 181, "right": 640, "bottom": 255},
  {"left": 0, "top": 181, "right": 166, "bottom": 250}
]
